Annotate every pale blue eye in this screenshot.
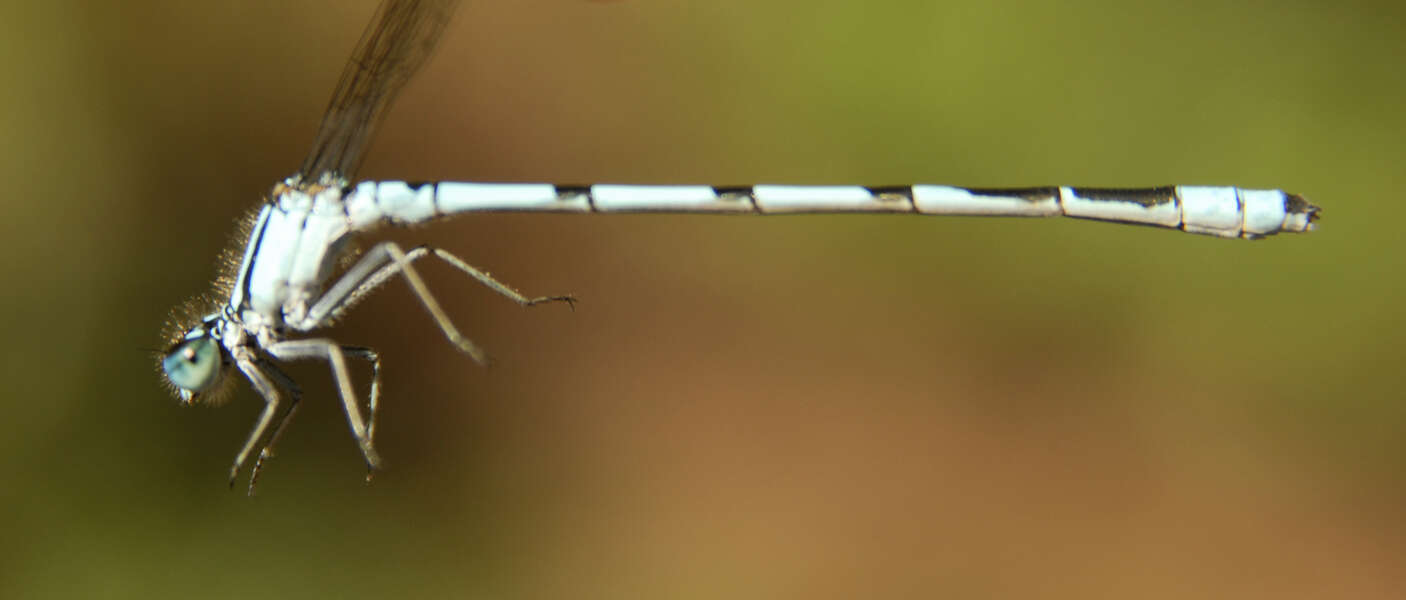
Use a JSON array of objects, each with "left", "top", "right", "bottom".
[{"left": 163, "top": 337, "right": 221, "bottom": 393}]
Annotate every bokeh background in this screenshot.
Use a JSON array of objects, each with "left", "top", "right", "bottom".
[{"left": 2, "top": 0, "right": 1402, "bottom": 597}]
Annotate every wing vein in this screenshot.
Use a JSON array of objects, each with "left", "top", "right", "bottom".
[{"left": 298, "top": 0, "right": 460, "bottom": 184}]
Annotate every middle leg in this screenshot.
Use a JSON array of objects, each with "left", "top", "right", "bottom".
[{"left": 265, "top": 338, "right": 382, "bottom": 471}]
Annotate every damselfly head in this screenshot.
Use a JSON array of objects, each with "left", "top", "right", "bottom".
[{"left": 158, "top": 315, "right": 234, "bottom": 406}]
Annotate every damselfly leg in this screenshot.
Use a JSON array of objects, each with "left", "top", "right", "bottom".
[
  {"left": 265, "top": 339, "right": 383, "bottom": 472},
  {"left": 229, "top": 357, "right": 288, "bottom": 488},
  {"left": 246, "top": 360, "right": 301, "bottom": 494},
  {"left": 304, "top": 241, "right": 576, "bottom": 365}
]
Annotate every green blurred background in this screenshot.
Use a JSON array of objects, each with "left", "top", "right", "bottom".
[{"left": 2, "top": 0, "right": 1402, "bottom": 597}]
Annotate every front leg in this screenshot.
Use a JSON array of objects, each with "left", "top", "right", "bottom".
[
  {"left": 229, "top": 357, "right": 285, "bottom": 489},
  {"left": 246, "top": 359, "right": 302, "bottom": 495}
]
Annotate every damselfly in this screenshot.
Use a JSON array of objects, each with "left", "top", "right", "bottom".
[{"left": 158, "top": 0, "right": 1320, "bottom": 493}]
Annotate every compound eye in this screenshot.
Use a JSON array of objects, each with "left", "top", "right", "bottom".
[{"left": 162, "top": 337, "right": 222, "bottom": 393}]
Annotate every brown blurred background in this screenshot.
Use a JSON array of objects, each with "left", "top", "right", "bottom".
[{"left": 2, "top": 0, "right": 1402, "bottom": 597}]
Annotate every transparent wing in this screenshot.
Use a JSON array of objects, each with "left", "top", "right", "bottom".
[{"left": 298, "top": 0, "right": 460, "bottom": 184}]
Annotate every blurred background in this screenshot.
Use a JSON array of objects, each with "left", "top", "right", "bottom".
[{"left": 2, "top": 0, "right": 1402, "bottom": 597}]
